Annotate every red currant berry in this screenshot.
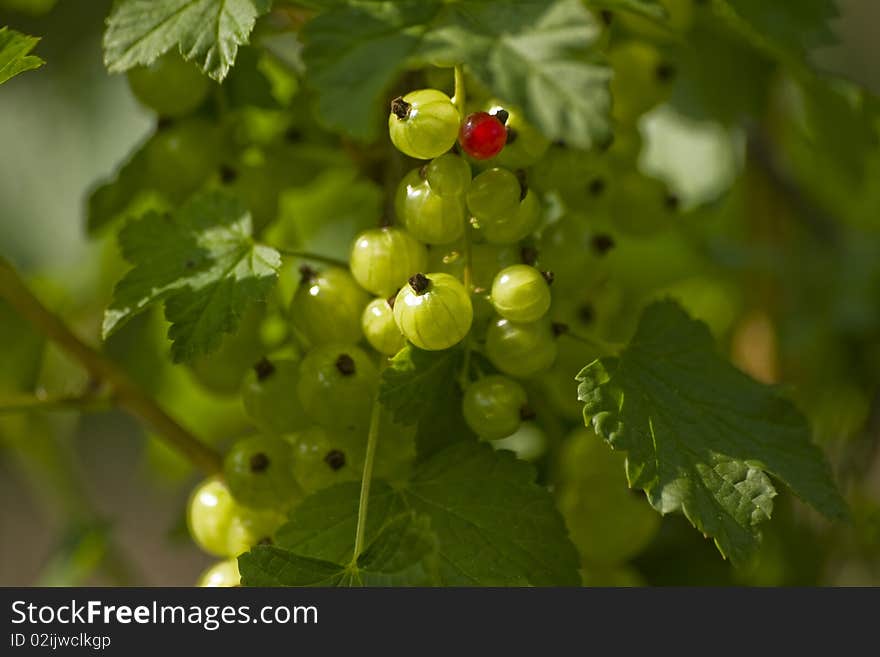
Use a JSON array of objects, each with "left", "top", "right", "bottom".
[{"left": 459, "top": 112, "right": 507, "bottom": 160}]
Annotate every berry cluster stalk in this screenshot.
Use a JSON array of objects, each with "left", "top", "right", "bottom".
[
  {"left": 0, "top": 256, "right": 223, "bottom": 475},
  {"left": 350, "top": 392, "right": 383, "bottom": 566}
]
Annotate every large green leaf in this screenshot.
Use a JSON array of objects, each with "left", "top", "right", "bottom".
[
  {"left": 239, "top": 513, "right": 438, "bottom": 586},
  {"left": 103, "top": 0, "right": 271, "bottom": 81},
  {"left": 104, "top": 190, "right": 280, "bottom": 362},
  {"left": 717, "top": 0, "right": 839, "bottom": 57},
  {"left": 302, "top": 0, "right": 611, "bottom": 147},
  {"left": 577, "top": 300, "right": 847, "bottom": 564},
  {"left": 0, "top": 26, "right": 44, "bottom": 85},
  {"left": 261, "top": 441, "right": 580, "bottom": 586},
  {"left": 378, "top": 344, "right": 463, "bottom": 427},
  {"left": 302, "top": 0, "right": 439, "bottom": 141}
]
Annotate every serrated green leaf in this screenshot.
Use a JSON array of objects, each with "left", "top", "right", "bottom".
[
  {"left": 271, "top": 442, "right": 580, "bottom": 586},
  {"left": 239, "top": 512, "right": 438, "bottom": 586},
  {"left": 0, "top": 26, "right": 44, "bottom": 85},
  {"left": 378, "top": 344, "right": 463, "bottom": 426},
  {"left": 414, "top": 372, "right": 474, "bottom": 458},
  {"left": 103, "top": 0, "right": 271, "bottom": 82},
  {"left": 301, "top": 0, "right": 611, "bottom": 147},
  {"left": 709, "top": 0, "right": 838, "bottom": 73},
  {"left": 577, "top": 300, "right": 847, "bottom": 565},
  {"left": 302, "top": 0, "right": 441, "bottom": 141},
  {"left": 104, "top": 190, "right": 280, "bottom": 362},
  {"left": 718, "top": 0, "right": 839, "bottom": 55},
  {"left": 425, "top": 0, "right": 611, "bottom": 149}
]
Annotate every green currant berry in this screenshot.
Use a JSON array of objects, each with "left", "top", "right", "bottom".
[
  {"left": 388, "top": 89, "right": 460, "bottom": 159},
  {"left": 127, "top": 52, "right": 210, "bottom": 118},
  {"left": 466, "top": 167, "right": 522, "bottom": 222},
  {"left": 220, "top": 161, "right": 280, "bottom": 233},
  {"left": 555, "top": 428, "right": 660, "bottom": 564},
  {"left": 478, "top": 188, "right": 541, "bottom": 245},
  {"left": 290, "top": 266, "right": 369, "bottom": 346},
  {"left": 609, "top": 171, "right": 675, "bottom": 236},
  {"left": 296, "top": 344, "right": 378, "bottom": 429},
  {"left": 362, "top": 298, "right": 406, "bottom": 355},
  {"left": 609, "top": 41, "right": 674, "bottom": 125},
  {"left": 187, "top": 478, "right": 283, "bottom": 557},
  {"left": 462, "top": 375, "right": 528, "bottom": 440},
  {"left": 197, "top": 559, "right": 240, "bottom": 587},
  {"left": 349, "top": 227, "right": 428, "bottom": 297},
  {"left": 289, "top": 426, "right": 364, "bottom": 493},
  {"left": 395, "top": 169, "right": 466, "bottom": 245},
  {"left": 537, "top": 214, "right": 615, "bottom": 289},
  {"left": 224, "top": 507, "right": 285, "bottom": 557},
  {"left": 145, "top": 118, "right": 222, "bottom": 201},
  {"left": 223, "top": 435, "right": 301, "bottom": 510},
  {"left": 485, "top": 317, "right": 557, "bottom": 378},
  {"left": 241, "top": 358, "right": 309, "bottom": 435},
  {"left": 470, "top": 242, "right": 520, "bottom": 290},
  {"left": 393, "top": 273, "right": 473, "bottom": 351},
  {"left": 529, "top": 144, "right": 614, "bottom": 211},
  {"left": 491, "top": 264, "right": 552, "bottom": 322},
  {"left": 188, "top": 303, "right": 266, "bottom": 396},
  {"left": 490, "top": 421, "right": 548, "bottom": 462},
  {"left": 424, "top": 153, "right": 472, "bottom": 196}
]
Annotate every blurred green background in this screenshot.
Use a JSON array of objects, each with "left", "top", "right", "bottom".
[{"left": 1, "top": 0, "right": 879, "bottom": 586}]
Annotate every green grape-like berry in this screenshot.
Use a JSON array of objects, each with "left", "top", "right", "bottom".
[
  {"left": 462, "top": 375, "right": 529, "bottom": 440},
  {"left": 466, "top": 167, "right": 522, "bottom": 221},
  {"left": 223, "top": 435, "right": 301, "bottom": 510},
  {"left": 290, "top": 266, "right": 370, "bottom": 346},
  {"left": 490, "top": 421, "right": 548, "bottom": 462},
  {"left": 480, "top": 187, "right": 541, "bottom": 244},
  {"left": 241, "top": 358, "right": 309, "bottom": 435},
  {"left": 127, "top": 51, "right": 210, "bottom": 118},
  {"left": 485, "top": 317, "right": 558, "bottom": 378},
  {"left": 289, "top": 426, "right": 364, "bottom": 493},
  {"left": 145, "top": 118, "right": 222, "bottom": 201},
  {"left": 555, "top": 428, "right": 660, "bottom": 564},
  {"left": 362, "top": 297, "right": 406, "bottom": 355},
  {"left": 197, "top": 559, "right": 240, "bottom": 587},
  {"left": 188, "top": 303, "right": 266, "bottom": 396},
  {"left": 349, "top": 227, "right": 428, "bottom": 297},
  {"left": 537, "top": 214, "right": 615, "bottom": 289},
  {"left": 388, "top": 89, "right": 460, "bottom": 160},
  {"left": 296, "top": 344, "right": 378, "bottom": 429},
  {"left": 187, "top": 478, "right": 284, "bottom": 558},
  {"left": 393, "top": 273, "right": 473, "bottom": 351},
  {"left": 491, "top": 264, "right": 553, "bottom": 322},
  {"left": 609, "top": 41, "right": 675, "bottom": 125},
  {"left": 424, "top": 153, "right": 472, "bottom": 196},
  {"left": 395, "top": 155, "right": 471, "bottom": 245},
  {"left": 467, "top": 168, "right": 541, "bottom": 244}
]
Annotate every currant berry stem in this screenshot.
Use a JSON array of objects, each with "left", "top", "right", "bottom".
[
  {"left": 0, "top": 256, "right": 223, "bottom": 475},
  {"left": 351, "top": 384, "right": 383, "bottom": 567},
  {"left": 275, "top": 248, "right": 350, "bottom": 269},
  {"left": 452, "top": 65, "right": 466, "bottom": 117}
]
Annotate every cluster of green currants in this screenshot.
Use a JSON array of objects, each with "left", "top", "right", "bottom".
[
  {"left": 384, "top": 88, "right": 563, "bottom": 447},
  {"left": 187, "top": 339, "right": 385, "bottom": 586}
]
